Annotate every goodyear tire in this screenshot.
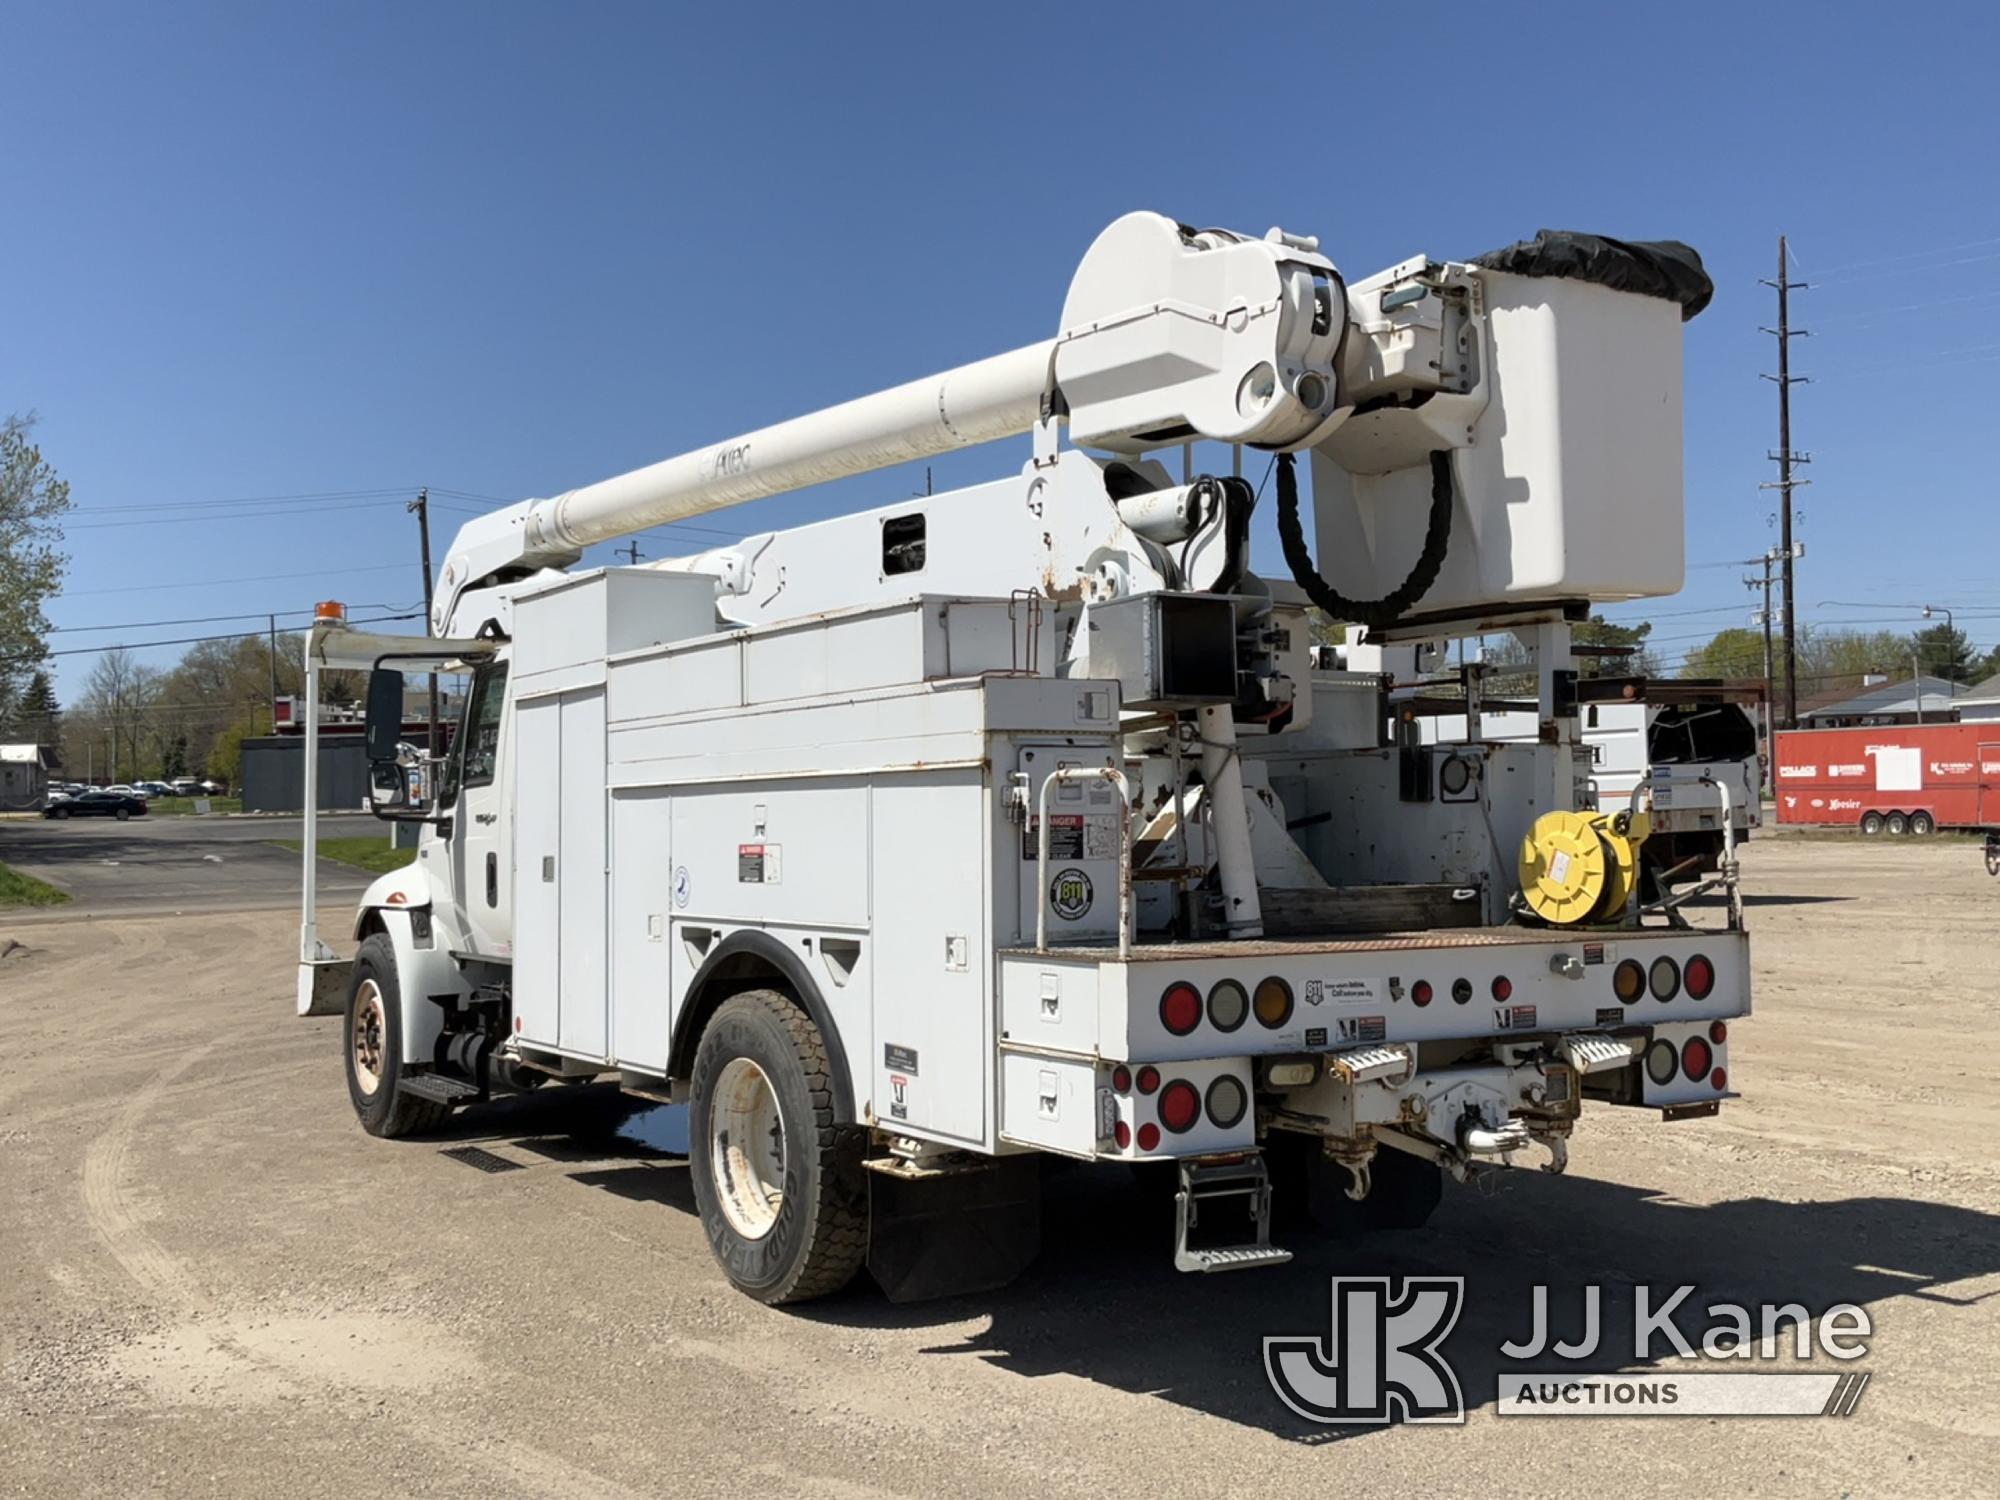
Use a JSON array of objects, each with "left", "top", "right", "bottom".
[
  {"left": 343, "top": 933, "right": 448, "bottom": 1139},
  {"left": 688, "top": 990, "right": 867, "bottom": 1304}
]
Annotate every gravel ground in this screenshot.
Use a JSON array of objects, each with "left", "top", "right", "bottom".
[{"left": 0, "top": 832, "right": 1995, "bottom": 1498}]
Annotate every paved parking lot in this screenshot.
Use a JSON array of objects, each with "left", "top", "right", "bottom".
[
  {"left": 0, "top": 831, "right": 1995, "bottom": 1498},
  {"left": 0, "top": 811, "right": 376, "bottom": 915}
]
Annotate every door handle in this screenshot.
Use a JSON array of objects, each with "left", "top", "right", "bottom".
[{"left": 486, "top": 852, "right": 498, "bottom": 907}]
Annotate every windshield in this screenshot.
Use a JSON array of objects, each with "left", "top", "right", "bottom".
[{"left": 1648, "top": 703, "right": 1758, "bottom": 765}]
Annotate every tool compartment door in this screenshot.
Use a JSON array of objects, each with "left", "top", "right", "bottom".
[
  {"left": 513, "top": 695, "right": 562, "bottom": 1046},
  {"left": 512, "top": 686, "right": 610, "bottom": 1058}
]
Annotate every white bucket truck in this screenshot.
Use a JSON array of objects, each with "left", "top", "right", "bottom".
[{"left": 296, "top": 214, "right": 1744, "bottom": 1303}]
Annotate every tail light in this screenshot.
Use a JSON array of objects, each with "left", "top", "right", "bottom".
[
  {"left": 1613, "top": 960, "right": 1646, "bottom": 1004},
  {"left": 1207, "top": 979, "right": 1249, "bottom": 1033},
  {"left": 1204, "top": 1075, "right": 1248, "bottom": 1130},
  {"left": 1708, "top": 1020, "right": 1727, "bottom": 1045},
  {"left": 1648, "top": 956, "right": 1681, "bottom": 1002},
  {"left": 1684, "top": 954, "right": 1715, "bottom": 1001},
  {"left": 1111, "top": 1065, "right": 1131, "bottom": 1091},
  {"left": 1644, "top": 1038, "right": 1678, "bottom": 1086},
  {"left": 1159, "top": 1079, "right": 1201, "bottom": 1133},
  {"left": 1160, "top": 981, "right": 1202, "bottom": 1036},
  {"left": 1114, "top": 1120, "right": 1131, "bottom": 1148},
  {"left": 1253, "top": 977, "right": 1294, "bottom": 1029},
  {"left": 1411, "top": 979, "right": 1434, "bottom": 1007},
  {"left": 1137, "top": 1065, "right": 1161, "bottom": 1095},
  {"left": 1136, "top": 1123, "right": 1161, "bottom": 1151},
  {"left": 1680, "top": 1036, "right": 1713, "bottom": 1081},
  {"left": 1491, "top": 975, "right": 1513, "bottom": 1002},
  {"left": 1711, "top": 1067, "right": 1728, "bottom": 1091}
]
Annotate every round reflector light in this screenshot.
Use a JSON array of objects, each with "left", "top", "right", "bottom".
[
  {"left": 1111, "top": 1065, "right": 1131, "bottom": 1092},
  {"left": 1159, "top": 1079, "right": 1201, "bottom": 1133},
  {"left": 1113, "top": 1120, "right": 1131, "bottom": 1149},
  {"left": 1684, "top": 954, "right": 1715, "bottom": 1001},
  {"left": 1708, "top": 1020, "right": 1727, "bottom": 1045},
  {"left": 1204, "top": 1075, "right": 1248, "bottom": 1130},
  {"left": 1680, "top": 1036, "right": 1713, "bottom": 1081},
  {"left": 1613, "top": 959, "right": 1646, "bottom": 1004},
  {"left": 1160, "top": 981, "right": 1202, "bottom": 1036},
  {"left": 1136, "top": 1123, "right": 1160, "bottom": 1152},
  {"left": 1711, "top": 1068, "right": 1727, "bottom": 1092},
  {"left": 1649, "top": 956, "right": 1681, "bottom": 1002},
  {"left": 1411, "top": 979, "right": 1433, "bottom": 1007},
  {"left": 1207, "top": 979, "right": 1249, "bottom": 1033},
  {"left": 1137, "top": 1065, "right": 1161, "bottom": 1095},
  {"left": 1491, "top": 975, "right": 1513, "bottom": 1002},
  {"left": 1253, "top": 977, "right": 1294, "bottom": 1029},
  {"left": 1645, "top": 1038, "right": 1678, "bottom": 1086}
]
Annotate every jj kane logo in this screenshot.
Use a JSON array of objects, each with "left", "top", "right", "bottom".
[{"left": 1265, "top": 1277, "right": 1467, "bottom": 1424}]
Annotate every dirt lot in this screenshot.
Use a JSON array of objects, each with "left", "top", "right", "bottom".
[{"left": 2, "top": 832, "right": 1996, "bottom": 1498}]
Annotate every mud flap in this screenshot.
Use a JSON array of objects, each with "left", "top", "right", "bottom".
[
  {"left": 297, "top": 957, "right": 351, "bottom": 1018},
  {"left": 866, "top": 1156, "right": 1041, "bottom": 1303}
]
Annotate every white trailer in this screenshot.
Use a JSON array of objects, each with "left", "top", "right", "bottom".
[{"left": 296, "top": 213, "right": 1746, "bottom": 1303}]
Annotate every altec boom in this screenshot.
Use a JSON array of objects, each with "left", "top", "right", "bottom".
[{"left": 295, "top": 213, "right": 1745, "bottom": 1302}]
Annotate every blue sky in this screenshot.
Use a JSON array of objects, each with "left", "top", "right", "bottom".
[{"left": 7, "top": 2, "right": 1998, "bottom": 702}]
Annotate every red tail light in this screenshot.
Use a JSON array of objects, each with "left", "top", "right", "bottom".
[
  {"left": 1136, "top": 1123, "right": 1161, "bottom": 1151},
  {"left": 1685, "top": 954, "right": 1715, "bottom": 1001},
  {"left": 1680, "top": 1036, "right": 1713, "bottom": 1081},
  {"left": 1708, "top": 1021, "right": 1727, "bottom": 1045},
  {"left": 1111, "top": 1065, "right": 1131, "bottom": 1091},
  {"left": 1711, "top": 1067, "right": 1728, "bottom": 1091},
  {"left": 1160, "top": 981, "right": 1202, "bottom": 1036},
  {"left": 1159, "top": 1079, "right": 1201, "bottom": 1133},
  {"left": 1411, "top": 980, "right": 1434, "bottom": 1007},
  {"left": 1491, "top": 975, "right": 1513, "bottom": 1002},
  {"left": 1137, "top": 1065, "right": 1160, "bottom": 1095},
  {"left": 1114, "top": 1120, "right": 1131, "bottom": 1148}
]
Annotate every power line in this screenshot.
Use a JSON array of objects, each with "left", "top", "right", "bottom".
[
  {"left": 49, "top": 603, "right": 407, "bottom": 635},
  {"left": 64, "top": 498, "right": 416, "bottom": 531},
  {"left": 57, "top": 563, "right": 412, "bottom": 597},
  {"left": 1798, "top": 233, "right": 2000, "bottom": 280},
  {"left": 28, "top": 612, "right": 422, "bottom": 661}
]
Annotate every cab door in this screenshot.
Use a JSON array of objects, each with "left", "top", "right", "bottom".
[{"left": 446, "top": 661, "right": 513, "bottom": 957}]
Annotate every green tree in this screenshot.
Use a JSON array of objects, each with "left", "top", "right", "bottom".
[
  {"left": 1573, "top": 615, "right": 1658, "bottom": 677},
  {"left": 1682, "top": 627, "right": 1766, "bottom": 680},
  {"left": 0, "top": 415, "right": 73, "bottom": 712},
  {"left": 1910, "top": 622, "right": 1976, "bottom": 683}
]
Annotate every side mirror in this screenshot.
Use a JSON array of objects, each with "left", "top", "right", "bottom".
[
  {"left": 365, "top": 667, "right": 403, "bottom": 763},
  {"left": 367, "top": 760, "right": 408, "bottom": 812}
]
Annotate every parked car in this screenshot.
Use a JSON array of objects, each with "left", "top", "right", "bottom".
[
  {"left": 43, "top": 789, "right": 148, "bottom": 821},
  {"left": 134, "top": 780, "right": 176, "bottom": 798},
  {"left": 170, "top": 777, "right": 200, "bottom": 796}
]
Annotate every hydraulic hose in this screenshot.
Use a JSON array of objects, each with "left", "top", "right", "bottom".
[{"left": 1273, "top": 448, "right": 1456, "bottom": 629}]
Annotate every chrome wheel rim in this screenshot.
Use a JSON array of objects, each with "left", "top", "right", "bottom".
[
  {"left": 710, "top": 1057, "right": 786, "bottom": 1239},
  {"left": 351, "top": 980, "right": 387, "bottom": 1096}
]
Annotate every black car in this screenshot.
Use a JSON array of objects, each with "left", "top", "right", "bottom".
[{"left": 44, "top": 790, "right": 148, "bottom": 821}]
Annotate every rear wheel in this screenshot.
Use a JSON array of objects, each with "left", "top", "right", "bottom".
[
  {"left": 1887, "top": 811, "right": 1910, "bottom": 836},
  {"left": 1909, "top": 811, "right": 1936, "bottom": 836},
  {"left": 115, "top": 807, "right": 130, "bottom": 821},
  {"left": 343, "top": 933, "right": 448, "bottom": 1138},
  {"left": 688, "top": 990, "right": 867, "bottom": 1304},
  {"left": 1859, "top": 811, "right": 1885, "bottom": 835},
  {"left": 52, "top": 806, "right": 69, "bottom": 819}
]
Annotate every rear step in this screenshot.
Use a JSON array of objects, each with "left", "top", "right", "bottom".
[
  {"left": 1173, "top": 1155, "right": 1293, "bottom": 1274},
  {"left": 398, "top": 1072, "right": 481, "bottom": 1106}
]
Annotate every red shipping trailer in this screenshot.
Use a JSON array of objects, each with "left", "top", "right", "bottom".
[{"left": 1773, "top": 724, "right": 2000, "bottom": 833}]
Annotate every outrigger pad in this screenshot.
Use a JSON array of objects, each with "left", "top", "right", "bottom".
[{"left": 867, "top": 1156, "right": 1041, "bottom": 1303}]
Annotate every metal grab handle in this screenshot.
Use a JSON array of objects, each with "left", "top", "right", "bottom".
[{"left": 1034, "top": 766, "right": 1134, "bottom": 958}]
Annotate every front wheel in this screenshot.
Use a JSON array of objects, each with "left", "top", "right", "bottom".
[
  {"left": 1908, "top": 811, "right": 1936, "bottom": 836},
  {"left": 688, "top": 990, "right": 867, "bottom": 1304},
  {"left": 115, "top": 807, "right": 130, "bottom": 821},
  {"left": 343, "top": 933, "right": 448, "bottom": 1138}
]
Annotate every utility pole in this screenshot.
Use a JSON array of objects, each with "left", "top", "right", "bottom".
[
  {"left": 409, "top": 488, "right": 440, "bottom": 758},
  {"left": 1745, "top": 553, "right": 1778, "bottom": 794},
  {"left": 1760, "top": 236, "right": 1810, "bottom": 728},
  {"left": 616, "top": 539, "right": 645, "bottom": 566},
  {"left": 268, "top": 614, "right": 280, "bottom": 731}
]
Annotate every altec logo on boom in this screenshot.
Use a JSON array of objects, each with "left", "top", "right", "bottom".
[{"left": 1265, "top": 1278, "right": 1873, "bottom": 1423}]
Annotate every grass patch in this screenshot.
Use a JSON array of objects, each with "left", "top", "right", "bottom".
[
  {"left": 272, "top": 836, "right": 416, "bottom": 875},
  {"left": 148, "top": 796, "right": 243, "bottom": 816},
  {"left": 0, "top": 861, "right": 71, "bottom": 907}
]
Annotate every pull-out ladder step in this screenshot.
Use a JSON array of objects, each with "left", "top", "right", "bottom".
[
  {"left": 398, "top": 1072, "right": 481, "bottom": 1105},
  {"left": 1173, "top": 1155, "right": 1293, "bottom": 1274}
]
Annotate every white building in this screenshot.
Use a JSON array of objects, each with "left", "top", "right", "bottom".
[{"left": 0, "top": 744, "right": 54, "bottom": 811}]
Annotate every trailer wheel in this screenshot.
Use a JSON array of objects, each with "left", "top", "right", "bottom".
[
  {"left": 688, "top": 990, "right": 867, "bottom": 1304},
  {"left": 1859, "top": 811, "right": 1885, "bottom": 835},
  {"left": 343, "top": 934, "right": 449, "bottom": 1139},
  {"left": 1909, "top": 811, "right": 1935, "bottom": 836},
  {"left": 1886, "top": 811, "right": 1910, "bottom": 836}
]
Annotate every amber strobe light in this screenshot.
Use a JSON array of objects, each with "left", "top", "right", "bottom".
[{"left": 1253, "top": 977, "right": 1294, "bottom": 1029}]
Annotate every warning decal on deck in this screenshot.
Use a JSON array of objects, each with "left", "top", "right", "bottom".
[{"left": 737, "top": 843, "right": 781, "bottom": 883}]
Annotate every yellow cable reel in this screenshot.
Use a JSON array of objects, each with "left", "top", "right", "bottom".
[{"left": 1518, "top": 808, "right": 1651, "bottom": 926}]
